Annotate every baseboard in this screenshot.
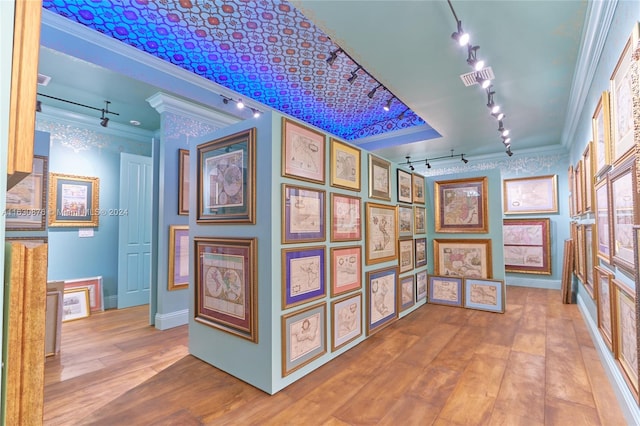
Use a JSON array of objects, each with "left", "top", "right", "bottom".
[
  {"left": 104, "top": 295, "right": 117, "bottom": 310},
  {"left": 577, "top": 293, "right": 640, "bottom": 425},
  {"left": 154, "top": 309, "right": 189, "bottom": 330},
  {"left": 505, "top": 277, "right": 560, "bottom": 290}
]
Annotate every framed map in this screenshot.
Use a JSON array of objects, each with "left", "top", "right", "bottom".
[
  {"left": 281, "top": 302, "right": 326, "bottom": 376},
  {"left": 503, "top": 175, "right": 558, "bottom": 214},
  {"left": 434, "top": 176, "right": 488, "bottom": 233},
  {"left": 433, "top": 239, "right": 492, "bottom": 279},
  {"left": 365, "top": 202, "right": 397, "bottom": 265},
  {"left": 365, "top": 266, "right": 398, "bottom": 335},
  {"left": 503, "top": 218, "right": 551, "bottom": 275},
  {"left": 282, "top": 184, "right": 326, "bottom": 244},
  {"left": 282, "top": 117, "right": 325, "bottom": 184},
  {"left": 368, "top": 154, "right": 391, "bottom": 201},
  {"left": 428, "top": 275, "right": 463, "bottom": 307},
  {"left": 331, "top": 293, "right": 362, "bottom": 351},
  {"left": 464, "top": 278, "right": 505, "bottom": 313},
  {"left": 330, "top": 138, "right": 361, "bottom": 191},
  {"left": 282, "top": 246, "right": 326, "bottom": 309}
]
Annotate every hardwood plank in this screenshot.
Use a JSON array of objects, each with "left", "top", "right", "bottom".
[
  {"left": 378, "top": 396, "right": 440, "bottom": 425},
  {"left": 545, "top": 395, "right": 601, "bottom": 426},
  {"left": 487, "top": 408, "right": 544, "bottom": 426},
  {"left": 512, "top": 331, "right": 546, "bottom": 356}
]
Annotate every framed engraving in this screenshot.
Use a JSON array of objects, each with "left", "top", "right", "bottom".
[
  {"left": 194, "top": 237, "right": 258, "bottom": 343},
  {"left": 281, "top": 302, "right": 326, "bottom": 376},
  {"left": 365, "top": 202, "right": 397, "bottom": 265},
  {"left": 503, "top": 175, "right": 558, "bottom": 214},
  {"left": 595, "top": 177, "right": 613, "bottom": 264},
  {"left": 613, "top": 279, "right": 639, "bottom": 401},
  {"left": 463, "top": 278, "right": 505, "bottom": 313},
  {"left": 331, "top": 293, "right": 362, "bottom": 352},
  {"left": 415, "top": 270, "right": 428, "bottom": 302},
  {"left": 414, "top": 205, "right": 426, "bottom": 234},
  {"left": 433, "top": 239, "right": 493, "bottom": 279},
  {"left": 595, "top": 266, "right": 614, "bottom": 352},
  {"left": 609, "top": 157, "right": 638, "bottom": 272},
  {"left": 6, "top": 155, "right": 47, "bottom": 230},
  {"left": 197, "top": 128, "right": 255, "bottom": 223},
  {"left": 503, "top": 218, "right": 551, "bottom": 275},
  {"left": 368, "top": 154, "right": 391, "bottom": 201},
  {"left": 414, "top": 237, "right": 427, "bottom": 268},
  {"left": 330, "top": 245, "right": 362, "bottom": 297},
  {"left": 48, "top": 173, "right": 99, "bottom": 228},
  {"left": 330, "top": 138, "right": 360, "bottom": 191},
  {"left": 428, "top": 275, "right": 463, "bottom": 307},
  {"left": 168, "top": 225, "right": 189, "bottom": 291},
  {"left": 398, "top": 238, "right": 414, "bottom": 273},
  {"left": 366, "top": 266, "right": 398, "bottom": 335},
  {"left": 62, "top": 288, "right": 90, "bottom": 322},
  {"left": 435, "top": 176, "right": 488, "bottom": 233},
  {"left": 282, "top": 117, "right": 325, "bottom": 184},
  {"left": 582, "top": 142, "right": 594, "bottom": 213},
  {"left": 330, "top": 193, "right": 361, "bottom": 242},
  {"left": 412, "top": 173, "right": 426, "bottom": 204},
  {"left": 592, "top": 91, "right": 612, "bottom": 177},
  {"left": 282, "top": 246, "right": 326, "bottom": 309},
  {"left": 397, "top": 168, "right": 412, "bottom": 204},
  {"left": 282, "top": 184, "right": 326, "bottom": 244},
  {"left": 398, "top": 204, "right": 414, "bottom": 237},
  {"left": 399, "top": 275, "right": 415, "bottom": 312}
]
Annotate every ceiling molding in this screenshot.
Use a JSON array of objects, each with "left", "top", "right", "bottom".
[
  {"left": 40, "top": 9, "right": 268, "bottom": 114},
  {"left": 146, "top": 92, "right": 239, "bottom": 130},
  {"left": 561, "top": 0, "right": 618, "bottom": 149}
]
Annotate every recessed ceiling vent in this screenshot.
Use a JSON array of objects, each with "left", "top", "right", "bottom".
[
  {"left": 37, "top": 73, "right": 51, "bottom": 86},
  {"left": 460, "top": 67, "right": 495, "bottom": 87}
]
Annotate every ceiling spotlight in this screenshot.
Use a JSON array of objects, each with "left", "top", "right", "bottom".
[
  {"left": 466, "top": 45, "right": 484, "bottom": 71},
  {"left": 326, "top": 48, "right": 342, "bottom": 66},
  {"left": 461, "top": 154, "right": 468, "bottom": 164},
  {"left": 426, "top": 160, "right": 431, "bottom": 169},
  {"left": 36, "top": 100, "right": 42, "bottom": 112},
  {"left": 451, "top": 20, "right": 469, "bottom": 46},
  {"left": 498, "top": 120, "right": 505, "bottom": 132},
  {"left": 501, "top": 129, "right": 510, "bottom": 137},
  {"left": 347, "top": 66, "right": 361, "bottom": 84},
  {"left": 236, "top": 99, "right": 245, "bottom": 109},
  {"left": 222, "top": 98, "right": 229, "bottom": 105},
  {"left": 476, "top": 74, "right": 491, "bottom": 89},
  {"left": 100, "top": 114, "right": 109, "bottom": 128},
  {"left": 506, "top": 147, "right": 513, "bottom": 157},
  {"left": 368, "top": 84, "right": 382, "bottom": 99},
  {"left": 492, "top": 111, "right": 505, "bottom": 121},
  {"left": 383, "top": 98, "right": 393, "bottom": 112},
  {"left": 252, "top": 109, "right": 261, "bottom": 118},
  {"left": 406, "top": 156, "right": 414, "bottom": 171},
  {"left": 398, "top": 108, "right": 408, "bottom": 120},
  {"left": 502, "top": 136, "right": 511, "bottom": 145}
]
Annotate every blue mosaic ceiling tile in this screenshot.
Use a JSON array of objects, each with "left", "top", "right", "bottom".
[{"left": 43, "top": 0, "right": 431, "bottom": 141}]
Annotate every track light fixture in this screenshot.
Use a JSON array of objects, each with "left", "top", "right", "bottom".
[
  {"left": 475, "top": 73, "right": 491, "bottom": 89},
  {"left": 399, "top": 150, "right": 469, "bottom": 170},
  {"left": 368, "top": 84, "right": 382, "bottom": 99},
  {"left": 406, "top": 156, "right": 415, "bottom": 171},
  {"left": 347, "top": 66, "right": 361, "bottom": 84},
  {"left": 486, "top": 87, "right": 500, "bottom": 114},
  {"left": 426, "top": 159, "right": 431, "bottom": 169},
  {"left": 450, "top": 17, "right": 469, "bottom": 46},
  {"left": 502, "top": 136, "right": 511, "bottom": 145},
  {"left": 384, "top": 98, "right": 393, "bottom": 112},
  {"left": 326, "top": 48, "right": 342, "bottom": 66},
  {"left": 398, "top": 108, "right": 409, "bottom": 120},
  {"left": 36, "top": 100, "right": 42, "bottom": 112},
  {"left": 461, "top": 154, "right": 468, "bottom": 164},
  {"left": 220, "top": 95, "right": 262, "bottom": 118},
  {"left": 492, "top": 111, "right": 505, "bottom": 121},
  {"left": 252, "top": 108, "right": 261, "bottom": 118},
  {"left": 466, "top": 45, "right": 484, "bottom": 71},
  {"left": 37, "top": 93, "right": 120, "bottom": 126},
  {"left": 506, "top": 146, "right": 513, "bottom": 156},
  {"left": 236, "top": 99, "right": 245, "bottom": 109}
]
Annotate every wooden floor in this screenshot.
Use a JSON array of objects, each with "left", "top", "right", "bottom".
[{"left": 44, "top": 287, "right": 629, "bottom": 425}]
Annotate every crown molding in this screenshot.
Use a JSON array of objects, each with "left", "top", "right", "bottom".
[
  {"left": 562, "top": 0, "right": 618, "bottom": 148},
  {"left": 146, "top": 92, "right": 239, "bottom": 129}
]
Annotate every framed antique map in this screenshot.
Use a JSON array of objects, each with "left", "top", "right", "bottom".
[
  {"left": 434, "top": 176, "right": 488, "bottom": 233},
  {"left": 397, "top": 168, "right": 412, "bottom": 204},
  {"left": 428, "top": 275, "right": 463, "bottom": 307},
  {"left": 282, "top": 184, "right": 326, "bottom": 244},
  {"left": 595, "top": 266, "right": 614, "bottom": 352},
  {"left": 613, "top": 279, "right": 639, "bottom": 401},
  {"left": 330, "top": 193, "right": 361, "bottom": 242},
  {"left": 503, "top": 218, "right": 551, "bottom": 275},
  {"left": 331, "top": 293, "right": 362, "bottom": 351},
  {"left": 330, "top": 245, "right": 362, "bottom": 297},
  {"left": 433, "top": 239, "right": 492, "bottom": 278},
  {"left": 281, "top": 302, "right": 326, "bottom": 376},
  {"left": 398, "top": 204, "right": 414, "bottom": 237},
  {"left": 463, "top": 278, "right": 505, "bottom": 313},
  {"left": 609, "top": 158, "right": 638, "bottom": 272},
  {"left": 368, "top": 154, "right": 391, "bottom": 201},
  {"left": 503, "top": 175, "right": 558, "bottom": 214},
  {"left": 282, "top": 246, "right": 326, "bottom": 309},
  {"left": 365, "top": 202, "right": 397, "bottom": 265},
  {"left": 592, "top": 91, "right": 612, "bottom": 177},
  {"left": 330, "top": 138, "right": 361, "bottom": 191},
  {"left": 365, "top": 266, "right": 398, "bottom": 335},
  {"left": 282, "top": 118, "right": 325, "bottom": 184},
  {"left": 595, "top": 177, "right": 612, "bottom": 263},
  {"left": 399, "top": 275, "right": 415, "bottom": 312}
]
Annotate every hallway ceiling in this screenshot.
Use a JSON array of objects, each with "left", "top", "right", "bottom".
[{"left": 38, "top": 0, "right": 588, "bottom": 164}]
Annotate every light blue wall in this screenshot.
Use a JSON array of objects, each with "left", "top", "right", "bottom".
[{"left": 37, "top": 117, "right": 151, "bottom": 307}]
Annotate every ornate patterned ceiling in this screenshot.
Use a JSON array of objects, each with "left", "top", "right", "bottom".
[{"left": 42, "top": 0, "right": 429, "bottom": 141}]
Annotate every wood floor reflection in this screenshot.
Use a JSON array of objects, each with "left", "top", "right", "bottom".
[{"left": 44, "top": 287, "right": 628, "bottom": 425}]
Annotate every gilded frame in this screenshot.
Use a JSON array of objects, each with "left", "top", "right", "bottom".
[
  {"left": 433, "top": 239, "right": 493, "bottom": 279},
  {"left": 365, "top": 266, "right": 398, "bottom": 335},
  {"left": 503, "top": 174, "right": 558, "bottom": 215},
  {"left": 609, "top": 22, "right": 640, "bottom": 165},
  {"left": 415, "top": 270, "right": 428, "bottom": 302},
  {"left": 613, "top": 279, "right": 639, "bottom": 401},
  {"left": 329, "top": 245, "right": 362, "bottom": 297},
  {"left": 368, "top": 154, "right": 391, "bottom": 201},
  {"left": 397, "top": 168, "right": 413, "bottom": 204},
  {"left": 414, "top": 205, "right": 426, "bottom": 234},
  {"left": 398, "top": 204, "right": 414, "bottom": 237},
  {"left": 463, "top": 278, "right": 505, "bottom": 313},
  {"left": 576, "top": 224, "right": 586, "bottom": 284},
  {"left": 592, "top": 91, "right": 612, "bottom": 177},
  {"left": 412, "top": 173, "right": 426, "bottom": 204},
  {"left": 168, "top": 225, "right": 189, "bottom": 291},
  {"left": 582, "top": 141, "right": 594, "bottom": 213},
  {"left": 64, "top": 276, "right": 104, "bottom": 313},
  {"left": 414, "top": 237, "right": 427, "bottom": 268},
  {"left": 503, "top": 218, "right": 551, "bottom": 275},
  {"left": 194, "top": 237, "right": 258, "bottom": 343},
  {"left": 282, "top": 117, "right": 326, "bottom": 184},
  {"left": 609, "top": 157, "right": 638, "bottom": 272},
  {"left": 48, "top": 172, "right": 99, "bottom": 228},
  {"left": 330, "top": 138, "right": 361, "bottom": 191},
  {"left": 595, "top": 266, "right": 614, "bottom": 352},
  {"left": 281, "top": 302, "right": 327, "bottom": 377},
  {"left": 435, "top": 176, "right": 488, "bottom": 233},
  {"left": 584, "top": 224, "right": 596, "bottom": 299},
  {"left": 330, "top": 293, "right": 362, "bottom": 352},
  {"left": 595, "top": 177, "right": 613, "bottom": 264},
  {"left": 398, "top": 238, "right": 414, "bottom": 273},
  {"left": 428, "top": 275, "right": 463, "bottom": 307},
  {"left": 399, "top": 275, "right": 416, "bottom": 312},
  {"left": 62, "top": 288, "right": 91, "bottom": 322},
  {"left": 365, "top": 202, "right": 398, "bottom": 265},
  {"left": 330, "top": 193, "right": 361, "bottom": 242},
  {"left": 197, "top": 128, "right": 256, "bottom": 224},
  {"left": 575, "top": 161, "right": 584, "bottom": 215},
  {"left": 282, "top": 246, "right": 326, "bottom": 309},
  {"left": 568, "top": 164, "right": 576, "bottom": 218},
  {"left": 282, "top": 184, "right": 326, "bottom": 244},
  {"left": 178, "top": 148, "right": 189, "bottom": 215},
  {"left": 6, "top": 155, "right": 47, "bottom": 231}
]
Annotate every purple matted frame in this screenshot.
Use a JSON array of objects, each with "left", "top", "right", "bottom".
[{"left": 282, "top": 246, "right": 326, "bottom": 309}]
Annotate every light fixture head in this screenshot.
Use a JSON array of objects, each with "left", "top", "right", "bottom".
[
  {"left": 347, "top": 66, "right": 361, "bottom": 85},
  {"left": 36, "top": 100, "right": 42, "bottom": 112},
  {"left": 491, "top": 105, "right": 500, "bottom": 114},
  {"left": 461, "top": 154, "right": 468, "bottom": 164},
  {"left": 498, "top": 120, "right": 505, "bottom": 132},
  {"left": 383, "top": 98, "right": 393, "bottom": 112},
  {"left": 451, "top": 21, "right": 469, "bottom": 46},
  {"left": 236, "top": 99, "right": 245, "bottom": 109},
  {"left": 502, "top": 136, "right": 511, "bottom": 145},
  {"left": 476, "top": 74, "right": 491, "bottom": 89},
  {"left": 398, "top": 109, "right": 407, "bottom": 120},
  {"left": 501, "top": 129, "right": 510, "bottom": 137},
  {"left": 100, "top": 116, "right": 109, "bottom": 127},
  {"left": 409, "top": 164, "right": 415, "bottom": 171},
  {"left": 492, "top": 111, "right": 505, "bottom": 121},
  {"left": 427, "top": 161, "right": 432, "bottom": 169},
  {"left": 506, "top": 147, "right": 513, "bottom": 157},
  {"left": 252, "top": 109, "right": 261, "bottom": 118},
  {"left": 367, "top": 84, "right": 381, "bottom": 99},
  {"left": 222, "top": 98, "right": 229, "bottom": 105},
  {"left": 326, "top": 48, "right": 341, "bottom": 66},
  {"left": 466, "top": 45, "right": 484, "bottom": 71}
]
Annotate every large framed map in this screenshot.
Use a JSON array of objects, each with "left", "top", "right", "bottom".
[
  {"left": 433, "top": 239, "right": 492, "bottom": 279},
  {"left": 434, "top": 176, "right": 488, "bottom": 233}
]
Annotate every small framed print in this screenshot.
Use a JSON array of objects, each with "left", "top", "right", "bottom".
[
  {"left": 282, "top": 246, "right": 326, "bottom": 309},
  {"left": 194, "top": 237, "right": 258, "bottom": 343},
  {"left": 412, "top": 173, "right": 425, "bottom": 204},
  {"left": 168, "top": 225, "right": 189, "bottom": 291},
  {"left": 281, "top": 302, "right": 326, "bottom": 377},
  {"left": 366, "top": 266, "right": 398, "bottom": 335},
  {"left": 178, "top": 149, "right": 189, "bottom": 215},
  {"left": 62, "top": 288, "right": 90, "bottom": 322},
  {"left": 503, "top": 218, "right": 551, "bottom": 275},
  {"left": 568, "top": 165, "right": 576, "bottom": 217},
  {"left": 6, "top": 155, "right": 47, "bottom": 231},
  {"left": 595, "top": 266, "right": 614, "bottom": 352},
  {"left": 433, "top": 239, "right": 493, "bottom": 279},
  {"left": 415, "top": 270, "right": 428, "bottom": 302},
  {"left": 365, "top": 202, "right": 398, "bottom": 265},
  {"left": 503, "top": 175, "right": 558, "bottom": 215},
  {"left": 592, "top": 91, "right": 612, "bottom": 177},
  {"left": 398, "top": 238, "right": 414, "bottom": 273},
  {"left": 399, "top": 275, "right": 415, "bottom": 312},
  {"left": 595, "top": 177, "right": 612, "bottom": 264},
  {"left": 330, "top": 245, "right": 362, "bottom": 297},
  {"left": 464, "top": 278, "right": 505, "bottom": 313},
  {"left": 282, "top": 184, "right": 326, "bottom": 244},
  {"left": 64, "top": 276, "right": 104, "bottom": 313},
  {"left": 197, "top": 128, "right": 256, "bottom": 223},
  {"left": 330, "top": 138, "right": 361, "bottom": 191},
  {"left": 368, "top": 154, "right": 391, "bottom": 201},
  {"left": 330, "top": 193, "right": 361, "bottom": 242},
  {"left": 609, "top": 157, "right": 638, "bottom": 272},
  {"left": 575, "top": 162, "right": 584, "bottom": 215},
  {"left": 397, "top": 168, "right": 413, "bottom": 203},
  {"left": 282, "top": 117, "right": 326, "bottom": 184},
  {"left": 582, "top": 142, "right": 594, "bottom": 213},
  {"left": 435, "top": 176, "right": 488, "bottom": 233},
  {"left": 414, "top": 237, "right": 427, "bottom": 268},
  {"left": 610, "top": 22, "right": 640, "bottom": 165},
  {"left": 635, "top": 227, "right": 640, "bottom": 296},
  {"left": 48, "top": 173, "right": 99, "bottom": 228},
  {"left": 584, "top": 224, "right": 596, "bottom": 299},
  {"left": 613, "top": 279, "right": 639, "bottom": 401},
  {"left": 414, "top": 206, "right": 426, "bottom": 234},
  {"left": 398, "top": 204, "right": 414, "bottom": 237},
  {"left": 331, "top": 293, "right": 362, "bottom": 352},
  {"left": 428, "top": 275, "right": 463, "bottom": 307}
]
